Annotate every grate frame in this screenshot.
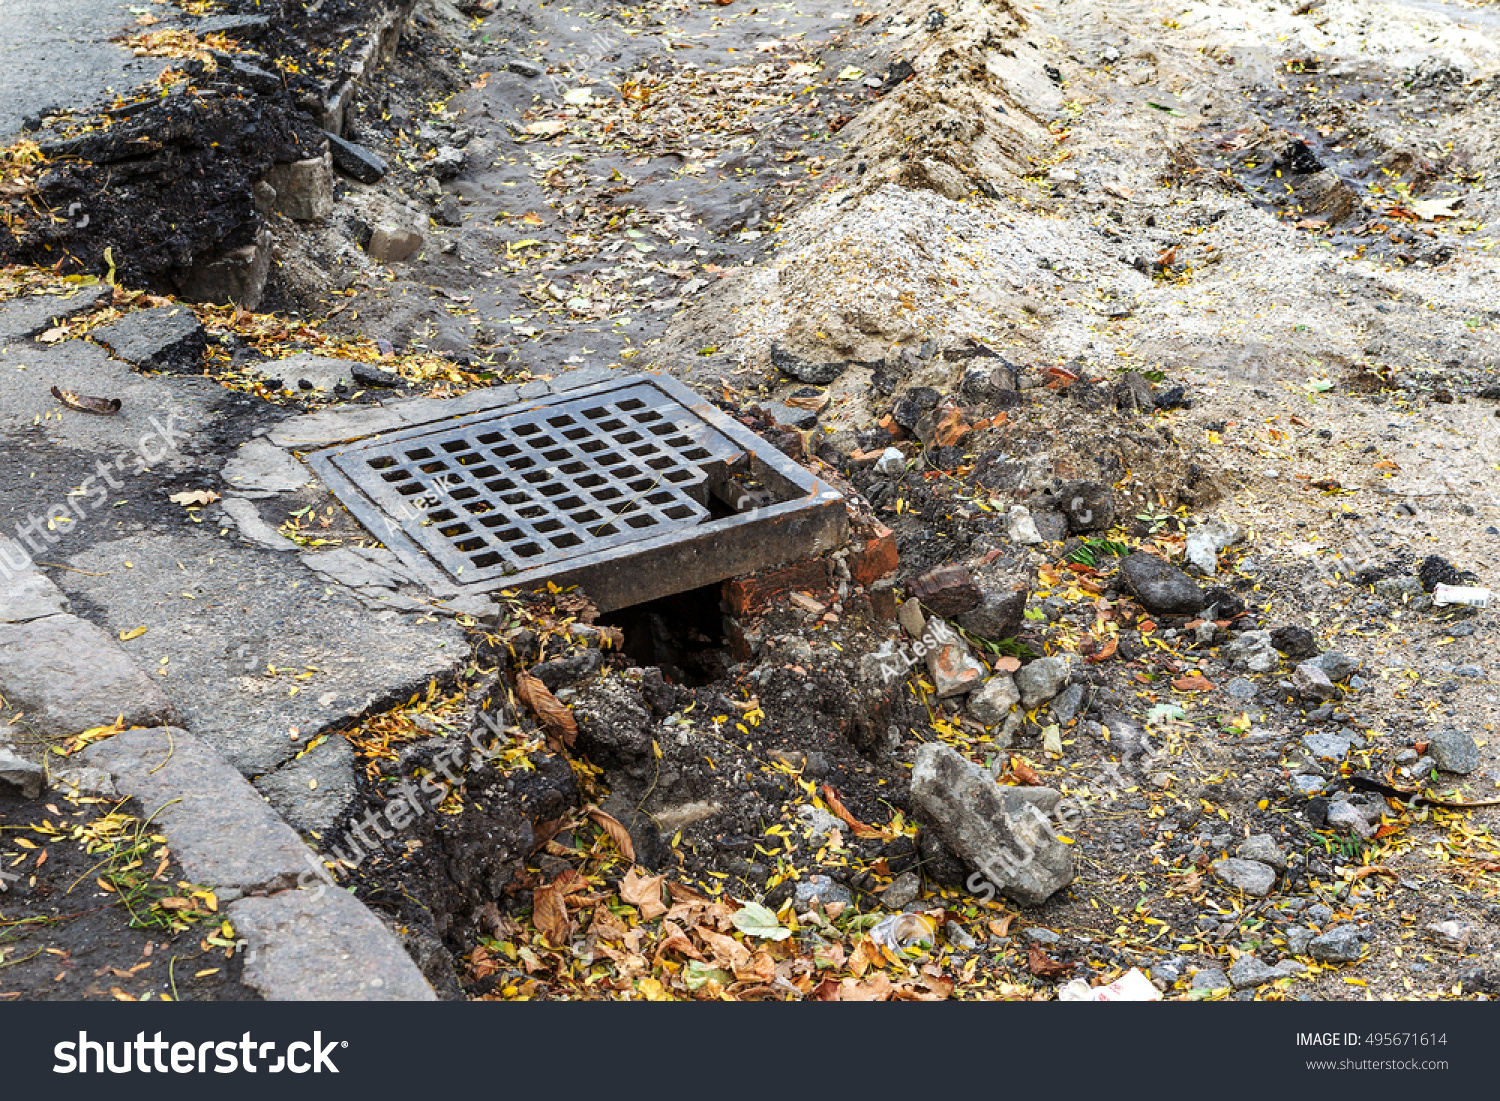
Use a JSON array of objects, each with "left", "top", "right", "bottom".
[{"left": 306, "top": 374, "right": 847, "bottom": 611}]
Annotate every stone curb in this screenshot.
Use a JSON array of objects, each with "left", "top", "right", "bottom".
[{"left": 79, "top": 727, "right": 434, "bottom": 1001}]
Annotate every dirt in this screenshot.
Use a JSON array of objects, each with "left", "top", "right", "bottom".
[
  {"left": 5, "top": 0, "right": 1500, "bottom": 1003},
  {"left": 0, "top": 787, "right": 255, "bottom": 1001}
]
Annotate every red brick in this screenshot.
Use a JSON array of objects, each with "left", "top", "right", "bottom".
[
  {"left": 848, "top": 524, "right": 898, "bottom": 588},
  {"left": 723, "top": 557, "right": 831, "bottom": 618}
]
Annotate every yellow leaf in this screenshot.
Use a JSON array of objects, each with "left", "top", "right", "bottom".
[{"left": 119, "top": 626, "right": 148, "bottom": 641}]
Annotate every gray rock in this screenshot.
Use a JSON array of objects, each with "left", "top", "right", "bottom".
[
  {"left": 326, "top": 131, "right": 387, "bottom": 183},
  {"left": 48, "top": 765, "right": 115, "bottom": 797},
  {"left": 1238, "top": 834, "right": 1287, "bottom": 871},
  {"left": 82, "top": 728, "right": 314, "bottom": 893},
  {"left": 1226, "top": 677, "right": 1258, "bottom": 699},
  {"left": 1293, "top": 661, "right": 1339, "bottom": 702},
  {"left": 1308, "top": 924, "right": 1366, "bottom": 963},
  {"left": 944, "top": 920, "right": 978, "bottom": 949},
  {"left": 795, "top": 804, "right": 843, "bottom": 840},
  {"left": 1428, "top": 728, "right": 1479, "bottom": 774},
  {"left": 1120, "top": 552, "right": 1203, "bottom": 614},
  {"left": 1212, "top": 857, "right": 1277, "bottom": 897},
  {"left": 0, "top": 745, "right": 44, "bottom": 798},
  {"left": 956, "top": 579, "right": 1029, "bottom": 641},
  {"left": 771, "top": 344, "right": 844, "bottom": 385},
  {"left": 258, "top": 353, "right": 364, "bottom": 394},
  {"left": 255, "top": 735, "right": 358, "bottom": 835},
  {"left": 1229, "top": 955, "right": 1282, "bottom": 989},
  {"left": 1291, "top": 774, "right": 1326, "bottom": 797},
  {"left": 1314, "top": 650, "right": 1359, "bottom": 683},
  {"left": 881, "top": 870, "right": 921, "bottom": 910},
  {"left": 1374, "top": 576, "right": 1423, "bottom": 601},
  {"left": 0, "top": 614, "right": 175, "bottom": 737},
  {"left": 1015, "top": 656, "right": 1072, "bottom": 709},
  {"left": 1030, "top": 508, "right": 1069, "bottom": 543},
  {"left": 1006, "top": 506, "right": 1043, "bottom": 545},
  {"left": 1185, "top": 518, "right": 1244, "bottom": 577},
  {"left": 1326, "top": 800, "right": 1374, "bottom": 839},
  {"left": 366, "top": 226, "right": 424, "bottom": 263},
  {"left": 1286, "top": 926, "right": 1314, "bottom": 955},
  {"left": 910, "top": 743, "right": 1073, "bottom": 906},
  {"left": 1050, "top": 683, "right": 1085, "bottom": 726},
  {"left": 262, "top": 152, "right": 333, "bottom": 221},
  {"left": 1274, "top": 959, "right": 1308, "bottom": 976},
  {"left": 1020, "top": 926, "right": 1062, "bottom": 945},
  {"left": 1191, "top": 967, "right": 1230, "bottom": 990},
  {"left": 230, "top": 888, "right": 436, "bottom": 1000},
  {"left": 1052, "top": 481, "right": 1115, "bottom": 534},
  {"left": 873, "top": 447, "right": 905, "bottom": 476},
  {"left": 897, "top": 598, "right": 925, "bottom": 639},
  {"left": 1305, "top": 904, "right": 1333, "bottom": 927},
  {"left": 91, "top": 306, "right": 207, "bottom": 373},
  {"left": 924, "top": 620, "right": 986, "bottom": 697},
  {"left": 1426, "top": 919, "right": 1471, "bottom": 950},
  {"left": 794, "top": 874, "right": 853, "bottom": 913},
  {"left": 507, "top": 58, "right": 545, "bottom": 78},
  {"left": 1408, "top": 755, "right": 1436, "bottom": 778},
  {"left": 429, "top": 145, "right": 467, "bottom": 180},
  {"left": 1302, "top": 731, "right": 1352, "bottom": 761},
  {"left": 1225, "top": 630, "right": 1279, "bottom": 673},
  {"left": 221, "top": 439, "right": 310, "bottom": 496},
  {"left": 967, "top": 673, "right": 1020, "bottom": 726}
]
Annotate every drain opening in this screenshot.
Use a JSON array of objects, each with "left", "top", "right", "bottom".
[{"left": 595, "top": 584, "right": 727, "bottom": 687}]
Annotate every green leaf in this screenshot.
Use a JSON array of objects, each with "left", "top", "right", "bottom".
[
  {"left": 683, "top": 961, "right": 733, "bottom": 990},
  {"left": 1146, "top": 703, "right": 1186, "bottom": 725},
  {"left": 732, "top": 900, "right": 791, "bottom": 941}
]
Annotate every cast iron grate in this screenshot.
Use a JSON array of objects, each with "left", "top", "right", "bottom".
[{"left": 306, "top": 374, "right": 847, "bottom": 610}]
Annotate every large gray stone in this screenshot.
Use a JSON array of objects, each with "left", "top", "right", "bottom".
[
  {"left": 0, "top": 745, "right": 44, "bottom": 798},
  {"left": 1224, "top": 630, "right": 1279, "bottom": 673},
  {"left": 0, "top": 613, "right": 175, "bottom": 738},
  {"left": 229, "top": 887, "right": 436, "bottom": 1000},
  {"left": 326, "top": 131, "right": 387, "bottom": 183},
  {"left": 1052, "top": 481, "right": 1115, "bottom": 534},
  {"left": 1293, "top": 661, "right": 1339, "bottom": 702},
  {"left": 1228, "top": 955, "right": 1282, "bottom": 990},
  {"left": 257, "top": 353, "right": 362, "bottom": 394},
  {"left": 923, "top": 619, "right": 985, "bottom": 697},
  {"left": 1314, "top": 650, "right": 1360, "bottom": 683},
  {"left": 1184, "top": 518, "right": 1243, "bottom": 577},
  {"left": 1237, "top": 834, "right": 1287, "bottom": 871},
  {"left": 1301, "top": 731, "right": 1351, "bottom": 761},
  {"left": 1015, "top": 656, "right": 1071, "bottom": 709},
  {"left": 1120, "top": 551, "right": 1203, "bottom": 615},
  {"left": 91, "top": 305, "right": 207, "bottom": 373},
  {"left": 1211, "top": 857, "right": 1276, "bottom": 897},
  {"left": 968, "top": 674, "right": 1020, "bottom": 726},
  {"left": 956, "top": 579, "right": 1029, "bottom": 641},
  {"left": 255, "top": 735, "right": 359, "bottom": 835},
  {"left": 910, "top": 742, "right": 1073, "bottom": 906},
  {"left": 262, "top": 152, "right": 334, "bottom": 221},
  {"left": 1308, "top": 924, "right": 1366, "bottom": 963},
  {"left": 82, "top": 728, "right": 313, "bottom": 893},
  {"left": 1427, "top": 728, "right": 1479, "bottom": 774}
]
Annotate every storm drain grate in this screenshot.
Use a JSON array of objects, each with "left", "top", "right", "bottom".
[{"left": 307, "top": 374, "right": 847, "bottom": 610}]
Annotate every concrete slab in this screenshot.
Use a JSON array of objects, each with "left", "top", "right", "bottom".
[
  {"left": 229, "top": 887, "right": 436, "bottom": 1000},
  {"left": 57, "top": 530, "right": 466, "bottom": 776}
]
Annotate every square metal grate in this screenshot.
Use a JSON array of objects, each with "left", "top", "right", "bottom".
[{"left": 307, "top": 374, "right": 847, "bottom": 610}]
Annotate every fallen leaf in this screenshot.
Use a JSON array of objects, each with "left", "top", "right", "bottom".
[
  {"left": 1027, "top": 942, "right": 1071, "bottom": 980},
  {"left": 587, "top": 807, "right": 636, "bottom": 864},
  {"left": 50, "top": 386, "right": 121, "bottom": 416},
  {"left": 1171, "top": 672, "right": 1215, "bottom": 692},
  {"left": 525, "top": 119, "right": 566, "bottom": 137},
  {"left": 821, "top": 784, "right": 889, "bottom": 839},
  {"left": 533, "top": 878, "right": 574, "bottom": 946},
  {"left": 730, "top": 899, "right": 790, "bottom": 941},
  {"left": 516, "top": 672, "right": 577, "bottom": 747},
  {"left": 168, "top": 490, "right": 219, "bottom": 507},
  {"left": 619, "top": 867, "right": 668, "bottom": 920},
  {"left": 118, "top": 626, "right": 148, "bottom": 641}
]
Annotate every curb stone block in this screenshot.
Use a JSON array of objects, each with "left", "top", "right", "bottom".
[{"left": 229, "top": 888, "right": 437, "bottom": 1001}]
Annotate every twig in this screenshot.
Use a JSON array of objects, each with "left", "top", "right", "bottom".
[{"left": 34, "top": 562, "right": 109, "bottom": 576}]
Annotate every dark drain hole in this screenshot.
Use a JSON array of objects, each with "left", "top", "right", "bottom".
[{"left": 595, "top": 584, "right": 727, "bottom": 687}]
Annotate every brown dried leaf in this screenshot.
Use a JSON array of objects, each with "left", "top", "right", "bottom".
[
  {"left": 821, "top": 784, "right": 890, "bottom": 840},
  {"left": 50, "top": 386, "right": 120, "bottom": 415},
  {"left": 1027, "top": 942, "right": 1071, "bottom": 980},
  {"left": 516, "top": 672, "right": 577, "bottom": 748},
  {"left": 533, "top": 879, "right": 574, "bottom": 946},
  {"left": 619, "top": 866, "right": 668, "bottom": 920},
  {"left": 586, "top": 807, "right": 636, "bottom": 864}
]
